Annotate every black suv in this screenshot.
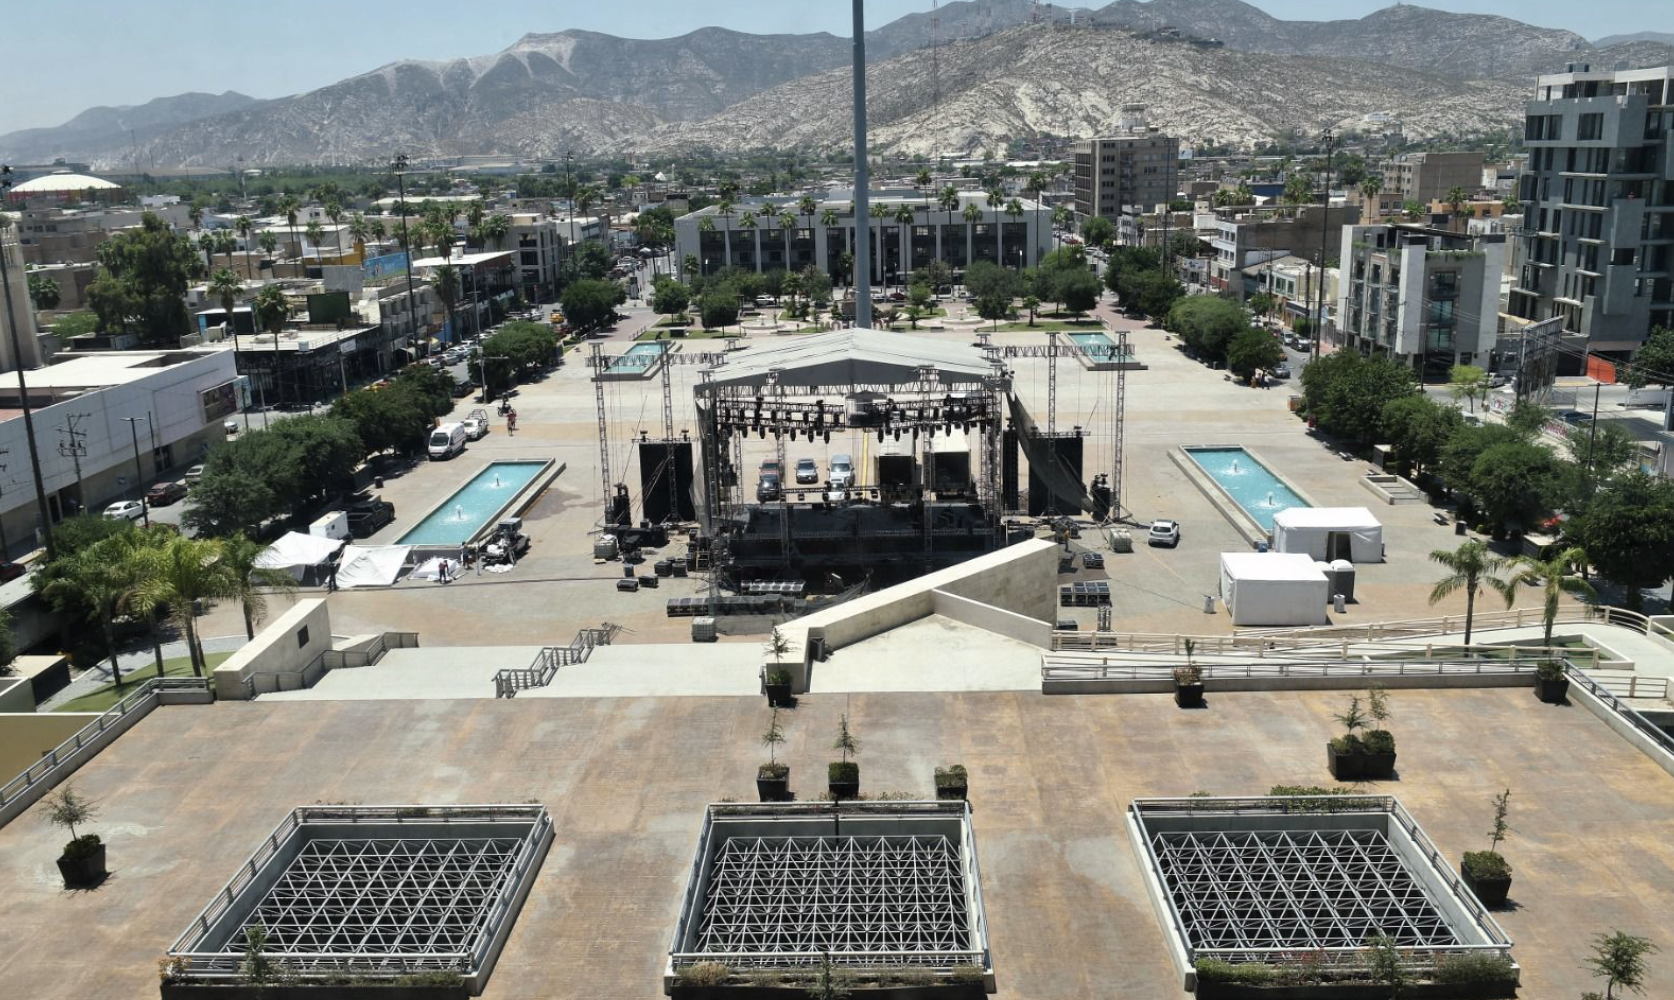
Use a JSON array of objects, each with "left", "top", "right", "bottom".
[{"left": 347, "top": 498, "right": 396, "bottom": 538}]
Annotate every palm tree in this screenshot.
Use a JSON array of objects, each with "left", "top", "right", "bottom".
[
  {"left": 482, "top": 213, "right": 511, "bottom": 250},
  {"left": 209, "top": 268, "right": 243, "bottom": 332},
  {"left": 986, "top": 187, "right": 1004, "bottom": 264},
  {"left": 133, "top": 536, "right": 238, "bottom": 677},
  {"left": 257, "top": 229, "right": 278, "bottom": 259},
  {"left": 777, "top": 210, "right": 797, "bottom": 272},
  {"left": 432, "top": 263, "right": 461, "bottom": 341},
  {"left": 1004, "top": 198, "right": 1026, "bottom": 268},
  {"left": 304, "top": 220, "right": 326, "bottom": 262},
  {"left": 234, "top": 215, "right": 254, "bottom": 272},
  {"left": 1427, "top": 539, "right": 1514, "bottom": 646},
  {"left": 215, "top": 229, "right": 237, "bottom": 270},
  {"left": 938, "top": 185, "right": 960, "bottom": 270},
  {"left": 1502, "top": 547, "right": 1597, "bottom": 647},
  {"left": 40, "top": 541, "right": 132, "bottom": 688},
  {"left": 819, "top": 207, "right": 840, "bottom": 274},
  {"left": 1360, "top": 175, "right": 1384, "bottom": 215},
  {"left": 1445, "top": 185, "right": 1470, "bottom": 228},
  {"left": 254, "top": 284, "right": 289, "bottom": 334},
  {"left": 869, "top": 202, "right": 891, "bottom": 286},
  {"left": 276, "top": 193, "right": 301, "bottom": 266},
  {"left": 799, "top": 195, "right": 818, "bottom": 239},
  {"left": 346, "top": 212, "right": 370, "bottom": 252},
  {"left": 106, "top": 528, "right": 172, "bottom": 679},
  {"left": 739, "top": 210, "right": 759, "bottom": 272},
  {"left": 962, "top": 202, "right": 982, "bottom": 270},
  {"left": 915, "top": 167, "right": 934, "bottom": 220},
  {"left": 1026, "top": 172, "right": 1048, "bottom": 255},
  {"left": 220, "top": 534, "right": 300, "bottom": 640},
  {"left": 716, "top": 200, "right": 735, "bottom": 270},
  {"left": 323, "top": 197, "right": 345, "bottom": 258},
  {"left": 895, "top": 204, "right": 916, "bottom": 286},
  {"left": 697, "top": 217, "right": 717, "bottom": 277},
  {"left": 369, "top": 218, "right": 387, "bottom": 244}
]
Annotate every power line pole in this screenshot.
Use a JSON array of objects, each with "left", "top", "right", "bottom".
[
  {"left": 56, "top": 413, "right": 89, "bottom": 513},
  {"left": 1313, "top": 127, "right": 1336, "bottom": 359},
  {"left": 0, "top": 452, "right": 10, "bottom": 557},
  {"left": 121, "top": 415, "right": 151, "bottom": 528},
  {"left": 0, "top": 165, "right": 56, "bottom": 558},
  {"left": 392, "top": 154, "right": 425, "bottom": 360},
  {"left": 852, "top": 0, "right": 873, "bottom": 329}
]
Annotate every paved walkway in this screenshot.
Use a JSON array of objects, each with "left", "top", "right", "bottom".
[{"left": 37, "top": 634, "right": 250, "bottom": 711}]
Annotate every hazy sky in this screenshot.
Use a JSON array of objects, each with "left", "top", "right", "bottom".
[{"left": 3, "top": 0, "right": 1670, "bottom": 135}]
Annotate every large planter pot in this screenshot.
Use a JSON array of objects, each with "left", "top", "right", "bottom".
[
  {"left": 765, "top": 680, "right": 793, "bottom": 707},
  {"left": 674, "top": 983, "right": 988, "bottom": 1000},
  {"left": 1536, "top": 674, "right": 1569, "bottom": 704},
  {"left": 1175, "top": 682, "right": 1205, "bottom": 708},
  {"left": 1195, "top": 981, "right": 1516, "bottom": 1000},
  {"left": 1326, "top": 744, "right": 1361, "bottom": 781},
  {"left": 1360, "top": 751, "right": 1396, "bottom": 780},
  {"left": 1461, "top": 864, "right": 1512, "bottom": 909},
  {"left": 160, "top": 985, "right": 468, "bottom": 1000},
  {"left": 935, "top": 781, "right": 968, "bottom": 801},
  {"left": 757, "top": 767, "right": 790, "bottom": 803},
  {"left": 828, "top": 763, "right": 860, "bottom": 801},
  {"left": 56, "top": 843, "right": 106, "bottom": 888}
]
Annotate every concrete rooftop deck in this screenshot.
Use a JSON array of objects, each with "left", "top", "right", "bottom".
[{"left": 3, "top": 687, "right": 1672, "bottom": 999}]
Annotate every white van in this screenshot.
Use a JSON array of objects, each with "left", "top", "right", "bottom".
[{"left": 428, "top": 422, "right": 467, "bottom": 460}]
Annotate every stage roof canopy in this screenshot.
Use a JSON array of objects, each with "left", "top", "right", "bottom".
[{"left": 703, "top": 328, "right": 992, "bottom": 389}]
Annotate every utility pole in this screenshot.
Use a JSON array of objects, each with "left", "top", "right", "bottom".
[
  {"left": 0, "top": 453, "right": 10, "bottom": 557},
  {"left": 56, "top": 414, "right": 89, "bottom": 513},
  {"left": 852, "top": 0, "right": 873, "bottom": 329},
  {"left": 1313, "top": 127, "right": 1336, "bottom": 358},
  {"left": 564, "top": 152, "right": 577, "bottom": 285},
  {"left": 0, "top": 166, "right": 55, "bottom": 558},
  {"left": 121, "top": 416, "right": 151, "bottom": 528}
]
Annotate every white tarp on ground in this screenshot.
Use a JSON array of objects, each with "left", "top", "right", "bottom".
[
  {"left": 408, "top": 557, "right": 464, "bottom": 582},
  {"left": 1271, "top": 507, "right": 1385, "bottom": 563},
  {"left": 254, "top": 531, "right": 344, "bottom": 580},
  {"left": 335, "top": 545, "right": 411, "bottom": 589},
  {"left": 1219, "top": 552, "right": 1330, "bottom": 627},
  {"left": 703, "top": 327, "right": 992, "bottom": 389}
]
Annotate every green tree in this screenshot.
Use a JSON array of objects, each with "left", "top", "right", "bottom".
[
  {"left": 1583, "top": 930, "right": 1658, "bottom": 999},
  {"left": 1282, "top": 173, "right": 1315, "bottom": 206},
  {"left": 1469, "top": 441, "right": 1566, "bottom": 535},
  {"left": 207, "top": 268, "right": 243, "bottom": 339},
  {"left": 1444, "top": 185, "right": 1470, "bottom": 222},
  {"left": 27, "top": 272, "right": 61, "bottom": 311},
  {"left": 1125, "top": 269, "right": 1182, "bottom": 320},
  {"left": 219, "top": 534, "right": 300, "bottom": 640},
  {"left": 905, "top": 281, "right": 934, "bottom": 329},
  {"left": 431, "top": 263, "right": 460, "bottom": 340},
  {"left": 1574, "top": 472, "right": 1674, "bottom": 610},
  {"left": 1226, "top": 327, "right": 1284, "bottom": 378},
  {"left": 1081, "top": 215, "right": 1114, "bottom": 248},
  {"left": 1019, "top": 293, "right": 1040, "bottom": 327},
  {"left": 51, "top": 311, "right": 99, "bottom": 338},
  {"left": 650, "top": 276, "right": 691, "bottom": 319},
  {"left": 560, "top": 278, "right": 626, "bottom": 332},
  {"left": 700, "top": 287, "right": 740, "bottom": 330},
  {"left": 132, "top": 535, "right": 238, "bottom": 677},
  {"left": 1568, "top": 420, "right": 1640, "bottom": 487},
  {"left": 1503, "top": 547, "right": 1596, "bottom": 646},
  {"left": 1440, "top": 423, "right": 1524, "bottom": 495},
  {"left": 1448, "top": 364, "right": 1488, "bottom": 413},
  {"left": 86, "top": 213, "right": 200, "bottom": 346},
  {"left": 1299, "top": 350, "right": 1418, "bottom": 443},
  {"left": 1380, "top": 395, "right": 1462, "bottom": 476},
  {"left": 1247, "top": 291, "right": 1275, "bottom": 319},
  {"left": 1625, "top": 326, "right": 1674, "bottom": 430},
  {"left": 1167, "top": 296, "right": 1248, "bottom": 362},
  {"left": 37, "top": 534, "right": 136, "bottom": 686},
  {"left": 1058, "top": 268, "right": 1101, "bottom": 318},
  {"left": 182, "top": 467, "right": 276, "bottom": 538},
  {"left": 1427, "top": 539, "right": 1514, "bottom": 645},
  {"left": 253, "top": 283, "right": 289, "bottom": 336}
]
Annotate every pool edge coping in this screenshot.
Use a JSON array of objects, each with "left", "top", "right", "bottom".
[
  {"left": 396, "top": 458, "right": 563, "bottom": 552},
  {"left": 1171, "top": 445, "right": 1323, "bottom": 549}
]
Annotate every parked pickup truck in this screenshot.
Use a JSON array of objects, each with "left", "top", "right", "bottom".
[{"left": 346, "top": 497, "right": 396, "bottom": 538}]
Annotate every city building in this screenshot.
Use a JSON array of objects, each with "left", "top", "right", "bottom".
[
  {"left": 1510, "top": 63, "right": 1674, "bottom": 355},
  {"left": 12, "top": 203, "right": 192, "bottom": 265},
  {"left": 1, "top": 222, "right": 46, "bottom": 373},
  {"left": 1072, "top": 106, "right": 1181, "bottom": 224},
  {"left": 1337, "top": 222, "right": 1507, "bottom": 378},
  {"left": 1207, "top": 204, "right": 1360, "bottom": 300},
  {"left": 2, "top": 169, "right": 122, "bottom": 207},
  {"left": 1382, "top": 151, "right": 1486, "bottom": 206},
  {"left": 673, "top": 191, "right": 1050, "bottom": 284},
  {"left": 509, "top": 213, "right": 570, "bottom": 302},
  {"left": 0, "top": 348, "right": 237, "bottom": 548},
  {"left": 413, "top": 250, "right": 516, "bottom": 342},
  {"left": 1242, "top": 254, "right": 1336, "bottom": 332}
]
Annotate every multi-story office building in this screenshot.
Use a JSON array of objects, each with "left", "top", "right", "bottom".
[
  {"left": 1072, "top": 106, "right": 1180, "bottom": 224},
  {"left": 509, "top": 213, "right": 569, "bottom": 302},
  {"left": 1382, "top": 151, "right": 1486, "bottom": 206},
  {"left": 1337, "top": 223, "right": 1507, "bottom": 377},
  {"left": 1509, "top": 63, "right": 1674, "bottom": 355},
  {"left": 1208, "top": 204, "right": 1360, "bottom": 300},
  {"left": 673, "top": 190, "right": 1050, "bottom": 285}
]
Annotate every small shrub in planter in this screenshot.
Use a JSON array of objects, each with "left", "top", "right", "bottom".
[
  {"left": 44, "top": 784, "right": 105, "bottom": 887},
  {"left": 1582, "top": 929, "right": 1658, "bottom": 1000},
  {"left": 757, "top": 708, "right": 791, "bottom": 802},
  {"left": 1460, "top": 788, "right": 1514, "bottom": 908},
  {"left": 1535, "top": 658, "right": 1569, "bottom": 704},
  {"left": 1327, "top": 690, "right": 1396, "bottom": 781},
  {"left": 1433, "top": 951, "right": 1518, "bottom": 988},
  {"left": 935, "top": 764, "right": 969, "bottom": 801},
  {"left": 828, "top": 713, "right": 861, "bottom": 799},
  {"left": 764, "top": 668, "right": 793, "bottom": 707},
  {"left": 1174, "top": 662, "right": 1205, "bottom": 708}
]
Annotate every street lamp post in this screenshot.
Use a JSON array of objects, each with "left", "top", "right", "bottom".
[
  {"left": 0, "top": 165, "right": 56, "bottom": 557},
  {"left": 121, "top": 415, "right": 151, "bottom": 528},
  {"left": 393, "top": 154, "right": 425, "bottom": 360}
]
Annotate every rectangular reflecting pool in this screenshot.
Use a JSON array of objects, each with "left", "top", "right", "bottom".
[
  {"left": 1184, "top": 447, "right": 1310, "bottom": 532},
  {"left": 396, "top": 461, "right": 547, "bottom": 545},
  {"left": 608, "top": 342, "right": 668, "bottom": 372},
  {"left": 1068, "top": 331, "right": 1132, "bottom": 361}
]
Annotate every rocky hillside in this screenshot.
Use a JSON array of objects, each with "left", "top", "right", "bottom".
[
  {"left": 0, "top": 91, "right": 261, "bottom": 164},
  {"left": 646, "top": 24, "right": 1528, "bottom": 157}
]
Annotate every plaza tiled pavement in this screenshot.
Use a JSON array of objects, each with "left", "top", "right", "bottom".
[{"left": 2, "top": 687, "right": 1670, "bottom": 998}]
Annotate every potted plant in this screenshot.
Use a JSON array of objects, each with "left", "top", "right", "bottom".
[
  {"left": 756, "top": 707, "right": 790, "bottom": 802},
  {"left": 828, "top": 713, "right": 860, "bottom": 800},
  {"left": 1536, "top": 657, "right": 1569, "bottom": 704},
  {"left": 1362, "top": 684, "right": 1397, "bottom": 778},
  {"left": 1461, "top": 788, "right": 1514, "bottom": 908},
  {"left": 935, "top": 764, "right": 968, "bottom": 801},
  {"left": 764, "top": 669, "right": 793, "bottom": 707},
  {"left": 1327, "top": 690, "right": 1396, "bottom": 781},
  {"left": 45, "top": 784, "right": 105, "bottom": 887},
  {"left": 1174, "top": 663, "right": 1204, "bottom": 708}
]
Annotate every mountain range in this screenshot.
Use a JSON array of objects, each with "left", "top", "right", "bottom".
[{"left": 2, "top": 2, "right": 1670, "bottom": 168}]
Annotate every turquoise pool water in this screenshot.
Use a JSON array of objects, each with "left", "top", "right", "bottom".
[
  {"left": 1068, "top": 331, "right": 1132, "bottom": 361},
  {"left": 608, "top": 342, "right": 668, "bottom": 372},
  {"left": 397, "top": 461, "right": 546, "bottom": 545},
  {"left": 1185, "top": 447, "right": 1309, "bottom": 531}
]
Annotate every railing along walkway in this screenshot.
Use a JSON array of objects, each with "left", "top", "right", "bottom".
[{"left": 494, "top": 624, "right": 619, "bottom": 698}]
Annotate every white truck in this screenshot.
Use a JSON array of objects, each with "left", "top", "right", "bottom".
[
  {"left": 428, "top": 422, "right": 467, "bottom": 460},
  {"left": 463, "top": 408, "right": 490, "bottom": 440}
]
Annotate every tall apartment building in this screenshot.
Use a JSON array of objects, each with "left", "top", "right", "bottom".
[
  {"left": 1072, "top": 105, "right": 1180, "bottom": 224},
  {"left": 1337, "top": 223, "right": 1507, "bottom": 378},
  {"left": 1382, "top": 151, "right": 1485, "bottom": 206},
  {"left": 1509, "top": 63, "right": 1674, "bottom": 355}
]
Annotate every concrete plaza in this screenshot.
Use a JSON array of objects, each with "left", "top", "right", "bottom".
[{"left": 2, "top": 686, "right": 1671, "bottom": 998}]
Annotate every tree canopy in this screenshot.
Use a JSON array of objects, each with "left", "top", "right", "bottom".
[
  {"left": 1574, "top": 472, "right": 1674, "bottom": 609},
  {"left": 1299, "top": 350, "right": 1418, "bottom": 443},
  {"left": 559, "top": 279, "right": 625, "bottom": 332},
  {"left": 1168, "top": 296, "right": 1249, "bottom": 362},
  {"left": 86, "top": 212, "right": 201, "bottom": 346}
]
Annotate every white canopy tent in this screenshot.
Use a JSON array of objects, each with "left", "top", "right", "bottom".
[
  {"left": 334, "top": 545, "right": 412, "bottom": 589},
  {"left": 1271, "top": 507, "right": 1385, "bottom": 563},
  {"left": 1219, "top": 552, "right": 1330, "bottom": 627},
  {"left": 702, "top": 328, "right": 992, "bottom": 390},
  {"left": 255, "top": 531, "right": 345, "bottom": 581}
]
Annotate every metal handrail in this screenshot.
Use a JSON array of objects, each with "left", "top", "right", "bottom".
[
  {"left": 0, "top": 676, "right": 209, "bottom": 809},
  {"left": 1043, "top": 658, "right": 1550, "bottom": 682},
  {"left": 1569, "top": 669, "right": 1674, "bottom": 758},
  {"left": 493, "top": 624, "right": 617, "bottom": 697}
]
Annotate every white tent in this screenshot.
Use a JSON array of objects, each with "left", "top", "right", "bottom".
[
  {"left": 335, "top": 545, "right": 412, "bottom": 589},
  {"left": 255, "top": 531, "right": 344, "bottom": 581},
  {"left": 1271, "top": 507, "right": 1385, "bottom": 563},
  {"left": 702, "top": 328, "right": 992, "bottom": 389},
  {"left": 1219, "top": 552, "right": 1330, "bottom": 626}
]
